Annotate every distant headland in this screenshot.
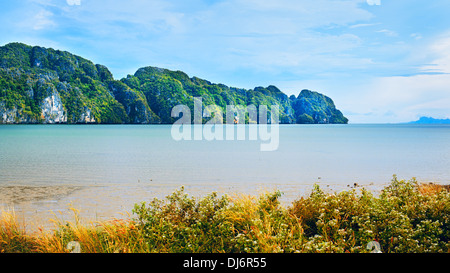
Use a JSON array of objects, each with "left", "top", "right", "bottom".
[{"left": 409, "top": 117, "right": 450, "bottom": 124}]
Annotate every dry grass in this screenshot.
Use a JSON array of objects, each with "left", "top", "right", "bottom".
[
  {"left": 0, "top": 208, "right": 36, "bottom": 253},
  {"left": 418, "top": 183, "right": 450, "bottom": 195}
]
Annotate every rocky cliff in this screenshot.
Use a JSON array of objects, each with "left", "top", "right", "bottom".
[
  {"left": 292, "top": 89, "right": 348, "bottom": 124},
  {"left": 0, "top": 43, "right": 348, "bottom": 124}
]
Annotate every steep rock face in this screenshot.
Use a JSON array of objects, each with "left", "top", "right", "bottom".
[
  {"left": 41, "top": 92, "right": 67, "bottom": 123},
  {"left": 78, "top": 107, "right": 96, "bottom": 123},
  {"left": 108, "top": 80, "right": 160, "bottom": 124},
  {"left": 0, "top": 43, "right": 348, "bottom": 124},
  {"left": 292, "top": 90, "right": 348, "bottom": 124},
  {"left": 0, "top": 102, "right": 32, "bottom": 123}
]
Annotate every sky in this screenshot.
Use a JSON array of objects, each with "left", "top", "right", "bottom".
[{"left": 1, "top": 0, "right": 450, "bottom": 123}]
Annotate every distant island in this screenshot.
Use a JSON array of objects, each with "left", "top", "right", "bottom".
[
  {"left": 409, "top": 117, "right": 450, "bottom": 124},
  {"left": 0, "top": 43, "right": 348, "bottom": 124}
]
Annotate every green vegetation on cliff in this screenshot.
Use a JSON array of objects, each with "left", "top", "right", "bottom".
[
  {"left": 0, "top": 43, "right": 348, "bottom": 124},
  {"left": 0, "top": 42, "right": 129, "bottom": 123}
]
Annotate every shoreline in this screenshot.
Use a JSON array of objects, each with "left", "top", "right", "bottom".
[
  {"left": 0, "top": 178, "right": 449, "bottom": 253},
  {"left": 1, "top": 179, "right": 447, "bottom": 233}
]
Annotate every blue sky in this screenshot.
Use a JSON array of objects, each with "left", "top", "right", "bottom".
[{"left": 1, "top": 0, "right": 450, "bottom": 123}]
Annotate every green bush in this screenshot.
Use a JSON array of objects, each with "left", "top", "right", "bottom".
[
  {"left": 288, "top": 176, "right": 450, "bottom": 253},
  {"left": 133, "top": 177, "right": 450, "bottom": 253},
  {"left": 133, "top": 187, "right": 232, "bottom": 253}
]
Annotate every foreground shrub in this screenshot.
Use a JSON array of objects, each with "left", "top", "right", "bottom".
[
  {"left": 370, "top": 176, "right": 449, "bottom": 252},
  {"left": 132, "top": 176, "right": 449, "bottom": 253},
  {"left": 288, "top": 176, "right": 450, "bottom": 253},
  {"left": 132, "top": 188, "right": 304, "bottom": 253},
  {"left": 133, "top": 187, "right": 232, "bottom": 253},
  {"left": 0, "top": 176, "right": 449, "bottom": 253}
]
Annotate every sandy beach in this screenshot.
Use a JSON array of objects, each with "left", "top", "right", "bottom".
[{"left": 0, "top": 185, "right": 82, "bottom": 204}]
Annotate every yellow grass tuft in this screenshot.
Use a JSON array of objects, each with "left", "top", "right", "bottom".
[{"left": 418, "top": 183, "right": 450, "bottom": 195}]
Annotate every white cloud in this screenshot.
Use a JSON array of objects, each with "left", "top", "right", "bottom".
[
  {"left": 376, "top": 29, "right": 398, "bottom": 37},
  {"left": 37, "top": 0, "right": 373, "bottom": 81},
  {"left": 410, "top": 33, "right": 423, "bottom": 40},
  {"left": 33, "top": 9, "right": 56, "bottom": 30},
  {"left": 157, "top": 0, "right": 372, "bottom": 74},
  {"left": 333, "top": 76, "right": 450, "bottom": 123},
  {"left": 336, "top": 34, "right": 450, "bottom": 123},
  {"left": 366, "top": 0, "right": 381, "bottom": 6},
  {"left": 420, "top": 34, "right": 450, "bottom": 74},
  {"left": 349, "top": 23, "right": 380, "bottom": 29},
  {"left": 209, "top": 0, "right": 373, "bottom": 32},
  {"left": 66, "top": 0, "right": 81, "bottom": 6}
]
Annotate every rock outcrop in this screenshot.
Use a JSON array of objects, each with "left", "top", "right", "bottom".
[
  {"left": 0, "top": 43, "right": 348, "bottom": 124},
  {"left": 292, "top": 89, "right": 348, "bottom": 124}
]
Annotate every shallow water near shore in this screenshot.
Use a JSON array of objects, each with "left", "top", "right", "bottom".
[{"left": 1, "top": 124, "right": 449, "bottom": 230}]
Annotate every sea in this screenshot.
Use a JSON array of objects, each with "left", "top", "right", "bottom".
[{"left": 0, "top": 124, "right": 449, "bottom": 228}]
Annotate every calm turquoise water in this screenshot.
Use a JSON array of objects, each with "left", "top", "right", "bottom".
[
  {"left": 1, "top": 124, "right": 449, "bottom": 187},
  {"left": 1, "top": 124, "right": 449, "bottom": 224}
]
